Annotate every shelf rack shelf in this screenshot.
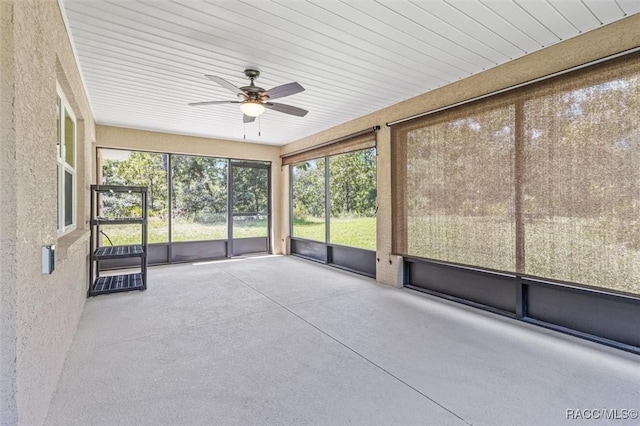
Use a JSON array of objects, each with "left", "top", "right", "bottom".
[
  {"left": 91, "top": 217, "right": 146, "bottom": 225},
  {"left": 89, "top": 184, "right": 148, "bottom": 297}
]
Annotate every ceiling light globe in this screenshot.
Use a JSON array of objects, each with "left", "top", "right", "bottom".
[{"left": 240, "top": 101, "right": 265, "bottom": 117}]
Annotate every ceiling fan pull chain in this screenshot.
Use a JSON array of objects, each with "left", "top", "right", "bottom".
[
  {"left": 259, "top": 116, "right": 261, "bottom": 137},
  {"left": 243, "top": 121, "right": 246, "bottom": 140}
]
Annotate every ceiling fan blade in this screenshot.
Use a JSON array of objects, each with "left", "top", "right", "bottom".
[
  {"left": 205, "top": 75, "right": 246, "bottom": 98},
  {"left": 243, "top": 114, "right": 256, "bottom": 124},
  {"left": 265, "top": 82, "right": 305, "bottom": 100},
  {"left": 188, "top": 100, "right": 240, "bottom": 106},
  {"left": 265, "top": 102, "right": 308, "bottom": 117}
]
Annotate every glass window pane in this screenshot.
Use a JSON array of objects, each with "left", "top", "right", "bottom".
[
  {"left": 56, "top": 97, "right": 61, "bottom": 159},
  {"left": 171, "top": 155, "right": 228, "bottom": 242},
  {"left": 292, "top": 158, "right": 326, "bottom": 242},
  {"left": 64, "top": 170, "right": 73, "bottom": 227},
  {"left": 329, "top": 148, "right": 376, "bottom": 250},
  {"left": 57, "top": 165, "right": 60, "bottom": 229},
  {"left": 100, "top": 149, "right": 169, "bottom": 244},
  {"left": 64, "top": 109, "right": 74, "bottom": 167}
]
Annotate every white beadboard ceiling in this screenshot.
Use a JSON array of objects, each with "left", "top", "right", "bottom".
[{"left": 61, "top": 0, "right": 639, "bottom": 146}]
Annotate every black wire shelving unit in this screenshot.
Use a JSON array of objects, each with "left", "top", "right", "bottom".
[{"left": 89, "top": 185, "right": 148, "bottom": 297}]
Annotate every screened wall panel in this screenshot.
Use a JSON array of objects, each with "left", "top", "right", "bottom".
[
  {"left": 289, "top": 128, "right": 378, "bottom": 277},
  {"left": 291, "top": 159, "right": 326, "bottom": 242},
  {"left": 232, "top": 164, "right": 269, "bottom": 239},
  {"left": 101, "top": 150, "right": 169, "bottom": 244},
  {"left": 393, "top": 52, "right": 640, "bottom": 296},
  {"left": 99, "top": 148, "right": 273, "bottom": 263},
  {"left": 521, "top": 62, "right": 640, "bottom": 295},
  {"left": 399, "top": 100, "right": 516, "bottom": 272},
  {"left": 329, "top": 148, "right": 377, "bottom": 250},
  {"left": 171, "top": 155, "right": 227, "bottom": 241}
]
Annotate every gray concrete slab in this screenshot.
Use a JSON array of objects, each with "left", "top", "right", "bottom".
[
  {"left": 48, "top": 307, "right": 464, "bottom": 425},
  {"left": 74, "top": 263, "right": 280, "bottom": 349},
  {"left": 214, "top": 255, "right": 376, "bottom": 306},
  {"left": 287, "top": 284, "right": 640, "bottom": 426},
  {"left": 46, "top": 256, "right": 640, "bottom": 426}
]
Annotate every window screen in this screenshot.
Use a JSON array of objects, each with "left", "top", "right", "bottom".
[
  {"left": 392, "top": 53, "right": 640, "bottom": 296},
  {"left": 291, "top": 158, "right": 326, "bottom": 242},
  {"left": 521, "top": 59, "right": 640, "bottom": 294},
  {"left": 101, "top": 150, "right": 169, "bottom": 244},
  {"left": 171, "top": 155, "right": 227, "bottom": 241},
  {"left": 329, "top": 148, "right": 377, "bottom": 250}
]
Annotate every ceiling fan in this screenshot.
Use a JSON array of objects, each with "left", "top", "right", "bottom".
[{"left": 189, "top": 69, "right": 308, "bottom": 123}]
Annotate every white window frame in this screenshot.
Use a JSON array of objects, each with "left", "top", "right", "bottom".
[{"left": 57, "top": 85, "right": 76, "bottom": 235}]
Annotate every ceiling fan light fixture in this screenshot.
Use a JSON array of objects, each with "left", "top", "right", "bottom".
[{"left": 240, "top": 100, "right": 265, "bottom": 117}]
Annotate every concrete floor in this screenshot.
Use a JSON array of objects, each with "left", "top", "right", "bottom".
[{"left": 46, "top": 256, "right": 640, "bottom": 426}]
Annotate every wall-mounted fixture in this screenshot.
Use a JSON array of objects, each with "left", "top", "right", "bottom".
[{"left": 42, "top": 245, "right": 55, "bottom": 274}]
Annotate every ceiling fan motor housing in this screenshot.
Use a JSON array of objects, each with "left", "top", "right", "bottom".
[{"left": 241, "top": 69, "right": 267, "bottom": 100}]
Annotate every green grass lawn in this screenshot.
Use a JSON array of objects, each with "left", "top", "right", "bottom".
[
  {"left": 172, "top": 218, "right": 268, "bottom": 241},
  {"left": 98, "top": 220, "right": 168, "bottom": 246},
  {"left": 103, "top": 216, "right": 375, "bottom": 248},
  {"left": 330, "top": 217, "right": 376, "bottom": 250},
  {"left": 292, "top": 216, "right": 376, "bottom": 250},
  {"left": 291, "top": 217, "right": 325, "bottom": 242},
  {"left": 100, "top": 217, "right": 268, "bottom": 245}
]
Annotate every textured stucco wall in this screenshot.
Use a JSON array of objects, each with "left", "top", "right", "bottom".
[
  {"left": 1, "top": 1, "right": 19, "bottom": 424},
  {"left": 1, "top": 1, "right": 95, "bottom": 425},
  {"left": 95, "top": 125, "right": 286, "bottom": 254},
  {"left": 280, "top": 13, "right": 640, "bottom": 287}
]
